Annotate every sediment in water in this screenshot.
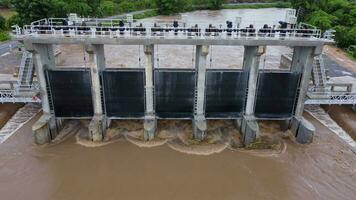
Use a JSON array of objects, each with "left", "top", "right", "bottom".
[
  {"left": 71, "top": 118, "right": 288, "bottom": 155},
  {"left": 323, "top": 105, "right": 356, "bottom": 140},
  {"left": 0, "top": 104, "right": 23, "bottom": 129}
]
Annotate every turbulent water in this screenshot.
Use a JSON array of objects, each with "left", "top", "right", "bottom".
[{"left": 0, "top": 113, "right": 355, "bottom": 200}]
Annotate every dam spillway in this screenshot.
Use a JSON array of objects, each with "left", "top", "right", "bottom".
[{"left": 12, "top": 16, "right": 334, "bottom": 145}]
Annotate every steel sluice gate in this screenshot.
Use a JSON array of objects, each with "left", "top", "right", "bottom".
[
  {"left": 102, "top": 69, "right": 145, "bottom": 118},
  {"left": 47, "top": 69, "right": 94, "bottom": 117},
  {"left": 46, "top": 68, "right": 301, "bottom": 119}
]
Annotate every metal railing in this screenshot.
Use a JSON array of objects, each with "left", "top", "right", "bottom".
[
  {"left": 12, "top": 17, "right": 326, "bottom": 41},
  {"left": 16, "top": 51, "right": 34, "bottom": 92},
  {"left": 305, "top": 94, "right": 356, "bottom": 105},
  {"left": 0, "top": 89, "right": 41, "bottom": 103},
  {"left": 306, "top": 91, "right": 356, "bottom": 105},
  {"left": 16, "top": 25, "right": 323, "bottom": 40},
  {"left": 312, "top": 55, "right": 328, "bottom": 90}
]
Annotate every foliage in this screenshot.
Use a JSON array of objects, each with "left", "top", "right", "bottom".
[
  {"left": 0, "top": 0, "right": 11, "bottom": 8},
  {"left": 291, "top": 0, "right": 356, "bottom": 57},
  {"left": 307, "top": 10, "right": 336, "bottom": 31},
  {"left": 0, "top": 31, "right": 10, "bottom": 41},
  {"left": 133, "top": 9, "right": 158, "bottom": 19},
  {"left": 155, "top": 0, "right": 193, "bottom": 15},
  {"left": 0, "top": 15, "right": 5, "bottom": 30},
  {"left": 207, "top": 0, "right": 225, "bottom": 10},
  {"left": 6, "top": 13, "right": 21, "bottom": 27},
  {"left": 98, "top": 1, "right": 116, "bottom": 17},
  {"left": 11, "top": 0, "right": 54, "bottom": 26}
]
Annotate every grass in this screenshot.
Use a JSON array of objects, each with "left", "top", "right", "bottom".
[
  {"left": 346, "top": 52, "right": 356, "bottom": 61},
  {"left": 222, "top": 2, "right": 291, "bottom": 9},
  {"left": 0, "top": 8, "right": 16, "bottom": 19},
  {"left": 0, "top": 31, "right": 10, "bottom": 42},
  {"left": 133, "top": 10, "right": 158, "bottom": 20}
]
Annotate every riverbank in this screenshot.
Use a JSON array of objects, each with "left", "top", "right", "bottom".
[{"left": 324, "top": 45, "right": 356, "bottom": 74}]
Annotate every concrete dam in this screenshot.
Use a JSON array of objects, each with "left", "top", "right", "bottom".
[{"left": 12, "top": 16, "right": 334, "bottom": 146}]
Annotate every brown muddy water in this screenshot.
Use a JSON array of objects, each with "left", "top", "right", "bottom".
[
  {"left": 57, "top": 8, "right": 292, "bottom": 69},
  {"left": 0, "top": 113, "right": 355, "bottom": 200},
  {"left": 0, "top": 103, "right": 23, "bottom": 129},
  {"left": 324, "top": 105, "right": 356, "bottom": 140}
]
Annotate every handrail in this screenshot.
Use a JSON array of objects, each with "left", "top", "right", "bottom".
[
  {"left": 0, "top": 89, "right": 40, "bottom": 103},
  {"left": 11, "top": 17, "right": 328, "bottom": 40},
  {"left": 305, "top": 94, "right": 356, "bottom": 105},
  {"left": 14, "top": 24, "right": 324, "bottom": 40}
]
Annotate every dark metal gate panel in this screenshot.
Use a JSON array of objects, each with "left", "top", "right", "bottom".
[
  {"left": 47, "top": 69, "right": 93, "bottom": 117},
  {"left": 255, "top": 72, "right": 301, "bottom": 119},
  {"left": 102, "top": 69, "right": 145, "bottom": 118},
  {"left": 205, "top": 70, "right": 248, "bottom": 118},
  {"left": 155, "top": 69, "right": 195, "bottom": 118}
]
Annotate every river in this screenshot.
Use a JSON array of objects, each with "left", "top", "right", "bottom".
[{"left": 0, "top": 113, "right": 355, "bottom": 200}]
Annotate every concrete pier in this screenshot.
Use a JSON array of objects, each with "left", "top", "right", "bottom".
[
  {"left": 31, "top": 44, "right": 61, "bottom": 144},
  {"left": 193, "top": 45, "right": 209, "bottom": 140},
  {"left": 290, "top": 47, "right": 318, "bottom": 143},
  {"left": 86, "top": 44, "right": 106, "bottom": 142},
  {"left": 240, "top": 46, "right": 265, "bottom": 145},
  {"left": 143, "top": 45, "right": 157, "bottom": 140}
]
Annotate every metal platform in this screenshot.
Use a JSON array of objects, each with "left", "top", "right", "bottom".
[
  {"left": 305, "top": 92, "right": 356, "bottom": 105},
  {"left": 0, "top": 89, "right": 40, "bottom": 103}
]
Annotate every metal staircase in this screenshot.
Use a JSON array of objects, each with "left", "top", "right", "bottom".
[
  {"left": 0, "top": 51, "right": 40, "bottom": 103},
  {"left": 312, "top": 55, "right": 328, "bottom": 92},
  {"left": 16, "top": 51, "right": 35, "bottom": 92},
  {"left": 307, "top": 55, "right": 356, "bottom": 105}
]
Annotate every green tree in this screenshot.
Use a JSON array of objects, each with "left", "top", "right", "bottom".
[
  {"left": 52, "top": 0, "right": 69, "bottom": 18},
  {"left": 0, "top": 15, "right": 6, "bottom": 30},
  {"left": 87, "top": 0, "right": 102, "bottom": 16},
  {"left": 308, "top": 10, "right": 336, "bottom": 31},
  {"left": 155, "top": 0, "right": 192, "bottom": 15},
  {"left": 0, "top": 0, "right": 12, "bottom": 8},
  {"left": 291, "top": 0, "right": 356, "bottom": 56},
  {"left": 98, "top": 1, "right": 116, "bottom": 16},
  {"left": 208, "top": 0, "right": 224, "bottom": 10},
  {"left": 6, "top": 13, "right": 21, "bottom": 27},
  {"left": 66, "top": 2, "right": 93, "bottom": 16},
  {"left": 11, "top": 0, "right": 54, "bottom": 25}
]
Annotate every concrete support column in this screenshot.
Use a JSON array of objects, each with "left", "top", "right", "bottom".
[
  {"left": 86, "top": 44, "right": 106, "bottom": 142},
  {"left": 31, "top": 44, "right": 60, "bottom": 144},
  {"left": 193, "top": 45, "right": 209, "bottom": 140},
  {"left": 240, "top": 46, "right": 265, "bottom": 145},
  {"left": 143, "top": 44, "right": 156, "bottom": 141},
  {"left": 244, "top": 46, "right": 264, "bottom": 115},
  {"left": 294, "top": 47, "right": 315, "bottom": 118},
  {"left": 290, "top": 46, "right": 318, "bottom": 144}
]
